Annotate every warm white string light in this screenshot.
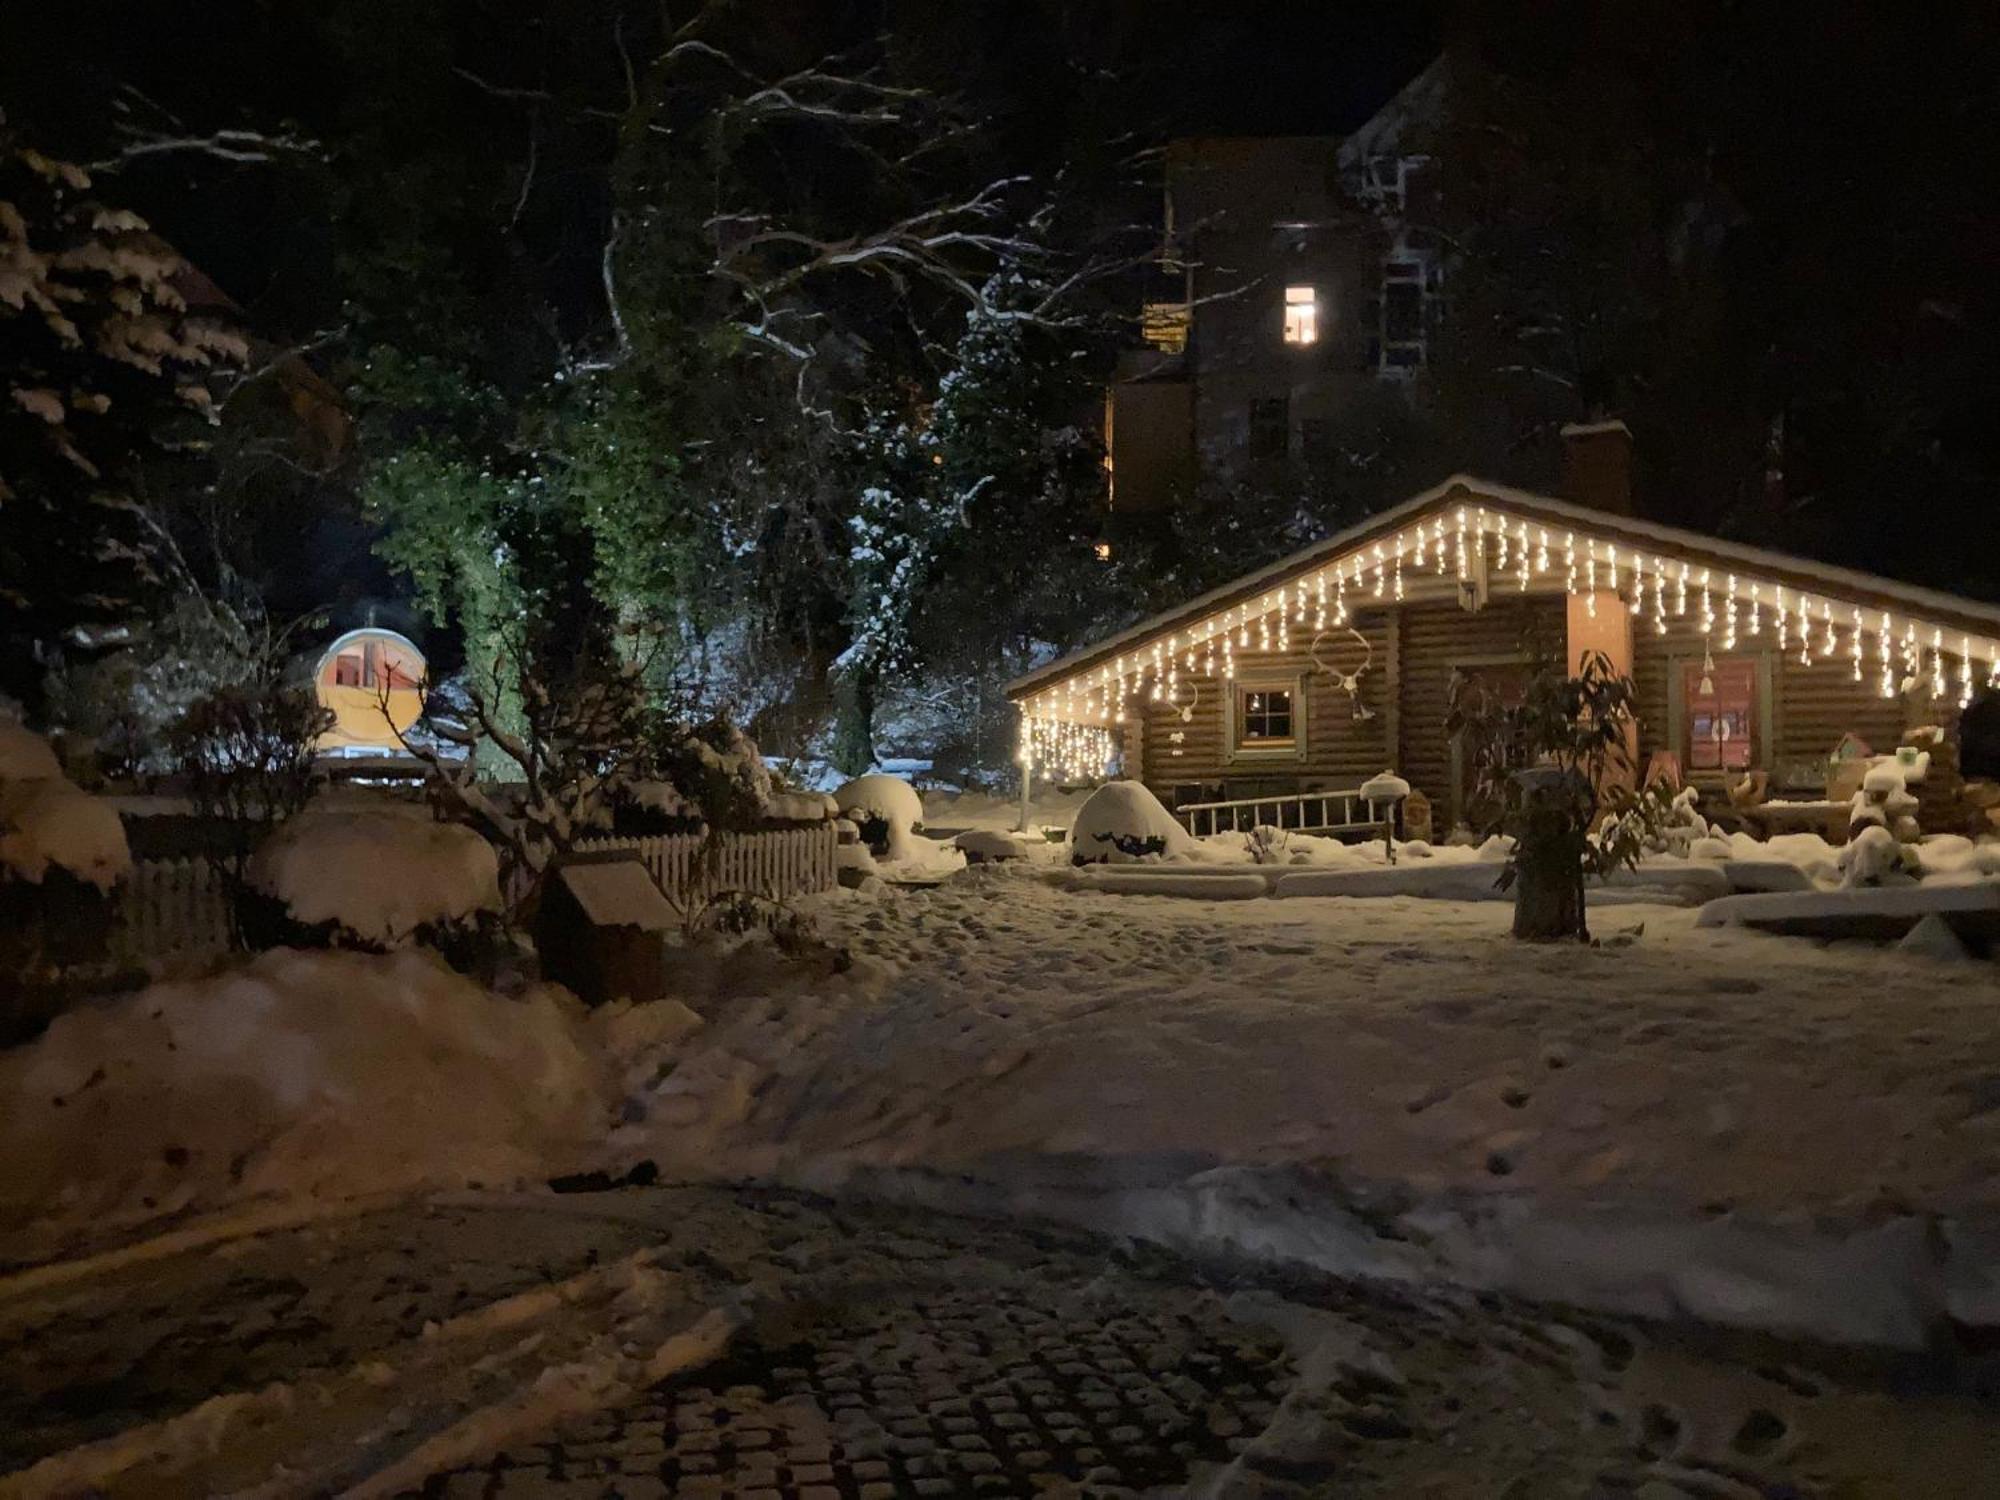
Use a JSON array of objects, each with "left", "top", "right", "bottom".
[{"left": 1021, "top": 504, "right": 1998, "bottom": 738}]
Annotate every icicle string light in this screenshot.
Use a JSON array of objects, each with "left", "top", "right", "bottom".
[{"left": 1018, "top": 502, "right": 2000, "bottom": 736}]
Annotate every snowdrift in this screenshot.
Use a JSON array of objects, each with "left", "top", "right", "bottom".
[{"left": 0, "top": 950, "right": 619, "bottom": 1262}]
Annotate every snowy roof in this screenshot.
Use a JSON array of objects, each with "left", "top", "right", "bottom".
[
  {"left": 1008, "top": 472, "right": 2000, "bottom": 707},
  {"left": 557, "top": 860, "right": 679, "bottom": 931}
]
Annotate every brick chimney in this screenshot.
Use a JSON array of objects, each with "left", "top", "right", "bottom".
[{"left": 1559, "top": 419, "right": 1634, "bottom": 517}]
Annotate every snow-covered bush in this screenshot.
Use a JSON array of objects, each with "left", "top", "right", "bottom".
[
  {"left": 1068, "top": 781, "right": 1195, "bottom": 865},
  {"left": 167, "top": 682, "right": 333, "bottom": 915},
  {"left": 835, "top": 773, "right": 925, "bottom": 858},
  {"left": 0, "top": 719, "right": 62, "bottom": 781},
  {"left": 1850, "top": 760, "right": 1921, "bottom": 843},
  {"left": 621, "top": 718, "right": 835, "bottom": 835},
  {"left": 244, "top": 799, "right": 502, "bottom": 962},
  {"left": 1838, "top": 823, "right": 1921, "bottom": 888},
  {"left": 1242, "top": 824, "right": 1291, "bottom": 864},
  {"left": 1, "top": 720, "right": 134, "bottom": 1038}
]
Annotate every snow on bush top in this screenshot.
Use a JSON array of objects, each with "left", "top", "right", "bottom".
[
  {"left": 0, "top": 778, "right": 133, "bottom": 889},
  {"left": 0, "top": 719, "right": 62, "bottom": 781},
  {"left": 632, "top": 721, "right": 835, "bottom": 825},
  {"left": 248, "top": 799, "right": 500, "bottom": 943},
  {"left": 0, "top": 948, "right": 612, "bottom": 1259},
  {"left": 1069, "top": 781, "right": 1196, "bottom": 864}
]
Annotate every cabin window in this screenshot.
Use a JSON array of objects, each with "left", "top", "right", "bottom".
[
  {"left": 1683, "top": 659, "right": 1758, "bottom": 772},
  {"left": 333, "top": 652, "right": 363, "bottom": 688},
  {"left": 1282, "top": 285, "right": 1319, "bottom": 346},
  {"left": 1230, "top": 676, "right": 1306, "bottom": 761}
]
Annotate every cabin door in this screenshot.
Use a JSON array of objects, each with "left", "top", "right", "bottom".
[{"left": 1447, "top": 660, "right": 1534, "bottom": 830}]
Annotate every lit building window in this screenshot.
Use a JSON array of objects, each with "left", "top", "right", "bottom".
[
  {"left": 1683, "top": 659, "right": 1758, "bottom": 771},
  {"left": 1282, "top": 285, "right": 1318, "bottom": 346}
]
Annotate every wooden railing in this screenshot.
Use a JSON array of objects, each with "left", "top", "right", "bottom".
[{"left": 1174, "top": 787, "right": 1386, "bottom": 839}]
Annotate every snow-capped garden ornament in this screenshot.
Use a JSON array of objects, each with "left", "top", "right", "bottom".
[
  {"left": 1068, "top": 781, "right": 1196, "bottom": 865},
  {"left": 833, "top": 773, "right": 925, "bottom": 859},
  {"left": 1359, "top": 770, "right": 1411, "bottom": 863},
  {"left": 1310, "top": 628, "right": 1375, "bottom": 721}
]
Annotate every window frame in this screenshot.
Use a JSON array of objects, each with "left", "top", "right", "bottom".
[
  {"left": 1282, "top": 284, "right": 1319, "bottom": 346},
  {"left": 1228, "top": 672, "right": 1309, "bottom": 763},
  {"left": 1666, "top": 651, "right": 1775, "bottom": 781}
]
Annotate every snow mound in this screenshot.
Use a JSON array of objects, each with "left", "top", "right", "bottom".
[
  {"left": 1897, "top": 912, "right": 1975, "bottom": 961},
  {"left": 0, "top": 950, "right": 615, "bottom": 1260},
  {"left": 0, "top": 719, "right": 63, "bottom": 781},
  {"left": 248, "top": 802, "right": 500, "bottom": 944},
  {"left": 834, "top": 774, "right": 925, "bottom": 859},
  {"left": 955, "top": 829, "right": 1031, "bottom": 861},
  {"left": 1069, "top": 781, "right": 1196, "bottom": 864},
  {"left": 0, "top": 777, "right": 132, "bottom": 890}
]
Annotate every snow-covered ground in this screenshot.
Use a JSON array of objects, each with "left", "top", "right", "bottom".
[
  {"left": 604, "top": 869, "right": 2000, "bottom": 1345},
  {"left": 6, "top": 829, "right": 1999, "bottom": 1351}
]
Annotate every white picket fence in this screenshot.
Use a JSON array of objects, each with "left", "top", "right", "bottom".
[
  {"left": 116, "top": 857, "right": 233, "bottom": 963},
  {"left": 113, "top": 825, "right": 839, "bottom": 963},
  {"left": 571, "top": 825, "right": 839, "bottom": 908}
]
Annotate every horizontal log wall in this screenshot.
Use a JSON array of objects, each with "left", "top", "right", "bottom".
[
  {"left": 1629, "top": 617, "right": 1932, "bottom": 784},
  {"left": 1396, "top": 595, "right": 1565, "bottom": 812},
  {"left": 1135, "top": 612, "right": 1394, "bottom": 797}
]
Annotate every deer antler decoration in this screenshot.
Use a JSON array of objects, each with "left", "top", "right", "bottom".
[{"left": 1310, "top": 627, "right": 1376, "bottom": 721}]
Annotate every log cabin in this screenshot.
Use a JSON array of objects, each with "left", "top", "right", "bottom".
[{"left": 1008, "top": 425, "right": 2000, "bottom": 838}]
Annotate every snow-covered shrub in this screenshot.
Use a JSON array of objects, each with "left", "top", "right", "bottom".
[
  {"left": 1, "top": 720, "right": 134, "bottom": 1038},
  {"left": 1242, "top": 824, "right": 1291, "bottom": 864},
  {"left": 1850, "top": 760, "right": 1921, "bottom": 843},
  {"left": 834, "top": 773, "right": 925, "bottom": 858},
  {"left": 1838, "top": 823, "right": 1920, "bottom": 888},
  {"left": 244, "top": 799, "right": 502, "bottom": 963},
  {"left": 167, "top": 682, "right": 333, "bottom": 919},
  {"left": 0, "top": 778, "right": 131, "bottom": 890},
  {"left": 620, "top": 718, "right": 835, "bottom": 835},
  {"left": 1068, "top": 781, "right": 1196, "bottom": 866},
  {"left": 1600, "top": 781, "right": 1708, "bottom": 857},
  {"left": 0, "top": 719, "right": 62, "bottom": 781}
]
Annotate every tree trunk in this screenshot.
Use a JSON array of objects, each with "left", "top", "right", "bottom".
[{"left": 1511, "top": 794, "right": 1591, "bottom": 942}]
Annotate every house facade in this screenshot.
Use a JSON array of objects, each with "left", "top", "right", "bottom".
[
  {"left": 1011, "top": 426, "right": 1999, "bottom": 832},
  {"left": 1104, "top": 63, "right": 1448, "bottom": 522}
]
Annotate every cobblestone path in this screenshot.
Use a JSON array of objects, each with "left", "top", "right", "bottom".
[{"left": 1, "top": 1184, "right": 1996, "bottom": 1497}]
